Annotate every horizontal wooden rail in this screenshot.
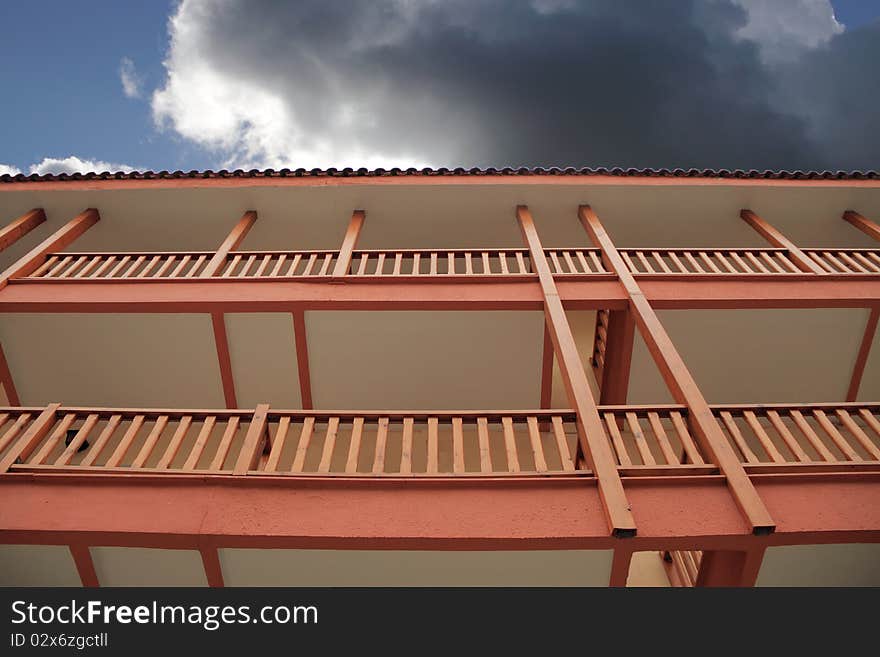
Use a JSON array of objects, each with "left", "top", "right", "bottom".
[{"left": 2, "top": 403, "right": 877, "bottom": 478}]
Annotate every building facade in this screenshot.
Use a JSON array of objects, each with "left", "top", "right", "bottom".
[{"left": 0, "top": 167, "right": 878, "bottom": 587}]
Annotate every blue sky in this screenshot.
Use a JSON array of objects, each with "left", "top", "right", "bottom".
[{"left": 1, "top": 1, "right": 878, "bottom": 174}]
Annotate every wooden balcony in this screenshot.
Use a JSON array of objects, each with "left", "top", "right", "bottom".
[{"left": 2, "top": 403, "right": 877, "bottom": 479}]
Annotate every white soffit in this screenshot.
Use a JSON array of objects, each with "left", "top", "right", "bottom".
[
  {"left": 224, "top": 313, "right": 302, "bottom": 409},
  {"left": 89, "top": 547, "right": 208, "bottom": 587},
  {"left": 627, "top": 308, "right": 868, "bottom": 404},
  {"left": 218, "top": 549, "right": 613, "bottom": 587},
  {"left": 756, "top": 543, "right": 880, "bottom": 586},
  {"left": 0, "top": 182, "right": 878, "bottom": 259},
  {"left": 0, "top": 544, "right": 81, "bottom": 586},
  {"left": 0, "top": 313, "right": 225, "bottom": 408},
  {"left": 306, "top": 310, "right": 544, "bottom": 410}
]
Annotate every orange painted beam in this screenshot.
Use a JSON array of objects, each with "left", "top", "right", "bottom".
[
  {"left": 580, "top": 205, "right": 775, "bottom": 535},
  {"left": 292, "top": 311, "right": 313, "bottom": 409},
  {"left": 517, "top": 205, "right": 636, "bottom": 537},
  {"left": 598, "top": 310, "right": 635, "bottom": 405},
  {"left": 0, "top": 339, "right": 20, "bottom": 406},
  {"left": 1, "top": 474, "right": 877, "bottom": 552},
  {"left": 211, "top": 312, "right": 237, "bottom": 408},
  {"left": 0, "top": 208, "right": 45, "bottom": 252},
  {"left": 0, "top": 276, "right": 876, "bottom": 313},
  {"left": 843, "top": 210, "right": 880, "bottom": 242},
  {"left": 847, "top": 308, "right": 879, "bottom": 402},
  {"left": 332, "top": 209, "right": 365, "bottom": 278},
  {"left": 200, "top": 210, "right": 257, "bottom": 277},
  {"left": 740, "top": 209, "right": 825, "bottom": 274},
  {"left": 0, "top": 208, "right": 99, "bottom": 288}
]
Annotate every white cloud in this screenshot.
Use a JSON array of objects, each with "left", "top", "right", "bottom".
[
  {"left": 151, "top": 1, "right": 431, "bottom": 170},
  {"left": 119, "top": 57, "right": 143, "bottom": 99},
  {"left": 0, "top": 164, "right": 21, "bottom": 176},
  {"left": 29, "top": 156, "right": 136, "bottom": 175},
  {"left": 731, "top": 0, "right": 844, "bottom": 64}
]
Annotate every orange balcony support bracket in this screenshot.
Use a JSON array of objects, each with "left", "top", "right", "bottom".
[
  {"left": 843, "top": 210, "right": 880, "bottom": 242},
  {"left": 517, "top": 205, "right": 637, "bottom": 538},
  {"left": 0, "top": 339, "right": 20, "bottom": 406},
  {"left": 200, "top": 210, "right": 257, "bottom": 278},
  {"left": 69, "top": 544, "right": 99, "bottom": 587},
  {"left": 0, "top": 403, "right": 60, "bottom": 472},
  {"left": 200, "top": 546, "right": 225, "bottom": 587},
  {"left": 211, "top": 312, "right": 238, "bottom": 408},
  {"left": 695, "top": 547, "right": 765, "bottom": 587},
  {"left": 0, "top": 208, "right": 99, "bottom": 288},
  {"left": 599, "top": 309, "right": 635, "bottom": 405},
  {"left": 847, "top": 307, "right": 879, "bottom": 401},
  {"left": 579, "top": 205, "right": 775, "bottom": 535},
  {"left": 0, "top": 208, "right": 46, "bottom": 252},
  {"left": 332, "top": 209, "right": 366, "bottom": 278},
  {"left": 740, "top": 209, "right": 825, "bottom": 274},
  {"left": 292, "top": 310, "right": 313, "bottom": 409},
  {"left": 233, "top": 403, "right": 270, "bottom": 475}
]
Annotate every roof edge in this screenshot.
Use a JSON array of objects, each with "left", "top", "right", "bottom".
[{"left": 2, "top": 166, "right": 879, "bottom": 184}]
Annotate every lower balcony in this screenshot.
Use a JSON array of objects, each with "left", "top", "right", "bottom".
[{"left": 2, "top": 402, "right": 878, "bottom": 477}]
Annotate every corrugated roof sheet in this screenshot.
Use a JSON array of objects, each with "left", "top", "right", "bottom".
[{"left": 2, "top": 166, "right": 879, "bottom": 183}]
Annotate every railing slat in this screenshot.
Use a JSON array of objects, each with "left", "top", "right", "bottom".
[
  {"left": 399, "top": 418, "right": 414, "bottom": 474},
  {"left": 477, "top": 417, "right": 493, "bottom": 473},
  {"left": 264, "top": 416, "right": 291, "bottom": 471},
  {"left": 372, "top": 417, "right": 389, "bottom": 474},
  {"left": 290, "top": 417, "right": 315, "bottom": 472},
  {"left": 105, "top": 415, "right": 145, "bottom": 467},
  {"left": 183, "top": 416, "right": 217, "bottom": 470},
  {"left": 626, "top": 412, "right": 656, "bottom": 466},
  {"left": 452, "top": 417, "right": 466, "bottom": 474},
  {"left": 318, "top": 417, "right": 340, "bottom": 473},
  {"left": 346, "top": 417, "right": 364, "bottom": 474},
  {"left": 501, "top": 417, "right": 519, "bottom": 472},
  {"left": 789, "top": 410, "right": 836, "bottom": 462},
  {"left": 156, "top": 416, "right": 193, "bottom": 469},
  {"left": 552, "top": 416, "right": 575, "bottom": 472},
  {"left": 647, "top": 411, "right": 678, "bottom": 465}
]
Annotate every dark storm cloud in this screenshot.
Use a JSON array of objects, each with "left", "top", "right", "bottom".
[{"left": 152, "top": 0, "right": 878, "bottom": 170}]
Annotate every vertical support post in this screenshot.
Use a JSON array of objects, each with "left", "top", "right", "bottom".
[
  {"left": 292, "top": 311, "right": 313, "bottom": 409},
  {"left": 843, "top": 210, "right": 880, "bottom": 241},
  {"left": 332, "top": 209, "right": 366, "bottom": 278},
  {"left": 0, "top": 208, "right": 46, "bottom": 252},
  {"left": 539, "top": 322, "right": 554, "bottom": 409},
  {"left": 609, "top": 548, "right": 633, "bottom": 587},
  {"left": 696, "top": 548, "right": 764, "bottom": 587},
  {"left": 847, "top": 307, "right": 879, "bottom": 401},
  {"left": 69, "top": 545, "right": 99, "bottom": 587},
  {"left": 212, "top": 312, "right": 237, "bottom": 408},
  {"left": 740, "top": 209, "right": 824, "bottom": 274},
  {"left": 0, "top": 340, "right": 20, "bottom": 405},
  {"left": 200, "top": 210, "right": 257, "bottom": 278},
  {"left": 0, "top": 403, "right": 60, "bottom": 472},
  {"left": 200, "top": 546, "right": 225, "bottom": 587},
  {"left": 579, "top": 205, "right": 775, "bottom": 535},
  {"left": 0, "top": 208, "right": 100, "bottom": 288},
  {"left": 233, "top": 403, "right": 270, "bottom": 475},
  {"left": 517, "top": 205, "right": 636, "bottom": 537},
  {"left": 599, "top": 310, "right": 635, "bottom": 405}
]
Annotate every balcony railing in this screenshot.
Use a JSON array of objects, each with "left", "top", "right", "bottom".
[
  {"left": 19, "top": 246, "right": 880, "bottom": 282},
  {"left": 6, "top": 403, "right": 876, "bottom": 479},
  {"left": 803, "top": 249, "right": 880, "bottom": 274},
  {"left": 714, "top": 403, "right": 880, "bottom": 468},
  {"left": 19, "top": 247, "right": 608, "bottom": 281},
  {"left": 618, "top": 248, "right": 880, "bottom": 276}
]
